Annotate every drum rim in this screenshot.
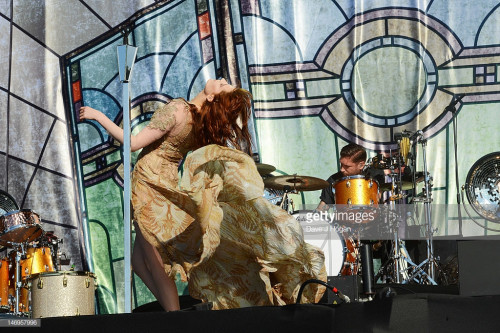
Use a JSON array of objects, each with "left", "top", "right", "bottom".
[
  {"left": 291, "top": 209, "right": 347, "bottom": 275},
  {"left": 0, "top": 209, "right": 40, "bottom": 220},
  {"left": 27, "top": 271, "right": 96, "bottom": 280},
  {"left": 0, "top": 224, "right": 43, "bottom": 244},
  {"left": 332, "top": 174, "right": 380, "bottom": 186}
]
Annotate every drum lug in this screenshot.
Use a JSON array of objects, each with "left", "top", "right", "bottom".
[
  {"left": 85, "top": 277, "right": 91, "bottom": 288},
  {"left": 347, "top": 199, "right": 352, "bottom": 205},
  {"left": 369, "top": 180, "right": 373, "bottom": 188},
  {"left": 346, "top": 180, "right": 351, "bottom": 188},
  {"left": 37, "top": 278, "right": 43, "bottom": 289},
  {"left": 63, "top": 275, "right": 68, "bottom": 287}
]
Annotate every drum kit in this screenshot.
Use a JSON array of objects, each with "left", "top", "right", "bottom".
[
  {"left": 259, "top": 130, "right": 440, "bottom": 287},
  {"left": 0, "top": 208, "right": 95, "bottom": 318}
]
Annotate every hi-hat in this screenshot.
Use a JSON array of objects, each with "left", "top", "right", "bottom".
[
  {"left": 380, "top": 172, "right": 426, "bottom": 191},
  {"left": 264, "top": 175, "right": 329, "bottom": 191},
  {"left": 256, "top": 163, "right": 276, "bottom": 176}
]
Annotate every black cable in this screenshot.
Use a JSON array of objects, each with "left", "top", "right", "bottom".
[{"left": 296, "top": 279, "right": 349, "bottom": 304}]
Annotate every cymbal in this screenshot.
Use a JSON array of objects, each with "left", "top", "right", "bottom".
[
  {"left": 256, "top": 163, "right": 276, "bottom": 176},
  {"left": 264, "top": 175, "right": 329, "bottom": 191},
  {"left": 380, "top": 172, "right": 426, "bottom": 191}
]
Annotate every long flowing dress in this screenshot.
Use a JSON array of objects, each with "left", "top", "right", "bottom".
[{"left": 132, "top": 100, "right": 326, "bottom": 310}]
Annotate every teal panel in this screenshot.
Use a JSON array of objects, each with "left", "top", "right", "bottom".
[
  {"left": 306, "top": 78, "right": 340, "bottom": 97},
  {"left": 134, "top": 0, "right": 198, "bottom": 58},
  {"left": 251, "top": 83, "right": 285, "bottom": 101}
]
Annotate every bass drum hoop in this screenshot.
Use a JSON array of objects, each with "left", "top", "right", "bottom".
[{"left": 292, "top": 210, "right": 347, "bottom": 276}]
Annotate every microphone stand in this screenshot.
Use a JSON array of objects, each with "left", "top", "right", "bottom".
[{"left": 446, "top": 94, "right": 465, "bottom": 238}]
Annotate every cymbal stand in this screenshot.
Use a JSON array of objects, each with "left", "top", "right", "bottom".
[
  {"left": 374, "top": 157, "right": 406, "bottom": 283},
  {"left": 412, "top": 137, "right": 438, "bottom": 284},
  {"left": 386, "top": 144, "right": 407, "bottom": 283},
  {"left": 13, "top": 242, "right": 26, "bottom": 316},
  {"left": 375, "top": 203, "right": 437, "bottom": 284},
  {"left": 280, "top": 185, "right": 295, "bottom": 214}
]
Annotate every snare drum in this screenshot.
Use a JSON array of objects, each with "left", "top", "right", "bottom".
[
  {"left": 29, "top": 271, "right": 97, "bottom": 318},
  {"left": 0, "top": 210, "right": 42, "bottom": 246},
  {"left": 293, "top": 210, "right": 357, "bottom": 276}
]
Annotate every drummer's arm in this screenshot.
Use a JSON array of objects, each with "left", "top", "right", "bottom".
[{"left": 316, "top": 200, "right": 330, "bottom": 212}]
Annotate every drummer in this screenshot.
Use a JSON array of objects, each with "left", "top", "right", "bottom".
[{"left": 315, "top": 143, "right": 385, "bottom": 212}]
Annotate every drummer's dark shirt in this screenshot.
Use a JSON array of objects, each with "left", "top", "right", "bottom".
[{"left": 319, "top": 168, "right": 385, "bottom": 205}]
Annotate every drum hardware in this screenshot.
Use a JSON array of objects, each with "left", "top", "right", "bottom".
[
  {"left": 411, "top": 137, "right": 440, "bottom": 282},
  {"left": 330, "top": 175, "right": 382, "bottom": 276},
  {"left": 29, "top": 271, "right": 97, "bottom": 318},
  {"left": 380, "top": 173, "right": 426, "bottom": 193},
  {"left": 264, "top": 174, "right": 330, "bottom": 192},
  {"left": 44, "top": 231, "right": 63, "bottom": 270},
  {"left": 372, "top": 131, "right": 440, "bottom": 285},
  {"left": 372, "top": 208, "right": 435, "bottom": 285},
  {"left": 0, "top": 210, "right": 43, "bottom": 247},
  {"left": 13, "top": 245, "right": 25, "bottom": 316},
  {"left": 333, "top": 175, "right": 379, "bottom": 225},
  {"left": 279, "top": 187, "right": 295, "bottom": 214},
  {"left": 389, "top": 133, "right": 440, "bottom": 283},
  {"left": 0, "top": 208, "right": 65, "bottom": 317},
  {"left": 265, "top": 174, "right": 329, "bottom": 214},
  {"left": 293, "top": 210, "right": 358, "bottom": 276}
]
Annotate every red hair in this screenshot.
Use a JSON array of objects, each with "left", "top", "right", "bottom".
[{"left": 190, "top": 88, "right": 253, "bottom": 154}]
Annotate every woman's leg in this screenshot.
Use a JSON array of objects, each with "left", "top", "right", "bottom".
[
  {"left": 132, "top": 232, "right": 160, "bottom": 297},
  {"left": 132, "top": 225, "right": 180, "bottom": 311}
]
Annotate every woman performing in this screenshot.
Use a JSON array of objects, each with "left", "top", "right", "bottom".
[{"left": 79, "top": 78, "right": 326, "bottom": 311}]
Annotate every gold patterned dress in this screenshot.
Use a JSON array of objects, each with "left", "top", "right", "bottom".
[{"left": 132, "top": 100, "right": 326, "bottom": 310}]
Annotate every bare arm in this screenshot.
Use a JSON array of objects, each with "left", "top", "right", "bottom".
[
  {"left": 316, "top": 201, "right": 330, "bottom": 212},
  {"left": 79, "top": 103, "right": 184, "bottom": 152}
]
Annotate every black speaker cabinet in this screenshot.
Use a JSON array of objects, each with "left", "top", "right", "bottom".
[
  {"left": 320, "top": 275, "right": 361, "bottom": 304},
  {"left": 458, "top": 240, "right": 500, "bottom": 296}
]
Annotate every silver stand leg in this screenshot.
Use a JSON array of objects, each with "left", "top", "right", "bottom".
[
  {"left": 13, "top": 244, "right": 27, "bottom": 316},
  {"left": 421, "top": 139, "right": 437, "bottom": 282},
  {"left": 15, "top": 250, "right": 21, "bottom": 316},
  {"left": 390, "top": 208, "right": 401, "bottom": 283}
]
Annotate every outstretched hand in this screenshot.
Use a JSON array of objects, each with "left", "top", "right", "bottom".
[{"left": 79, "top": 106, "right": 102, "bottom": 122}]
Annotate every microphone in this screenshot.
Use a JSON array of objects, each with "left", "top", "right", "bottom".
[{"left": 445, "top": 94, "right": 465, "bottom": 112}]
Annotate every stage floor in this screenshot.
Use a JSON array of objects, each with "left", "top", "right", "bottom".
[{"left": 3, "top": 284, "right": 499, "bottom": 332}]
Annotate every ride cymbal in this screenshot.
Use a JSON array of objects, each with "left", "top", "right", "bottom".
[{"left": 264, "top": 175, "right": 329, "bottom": 191}]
